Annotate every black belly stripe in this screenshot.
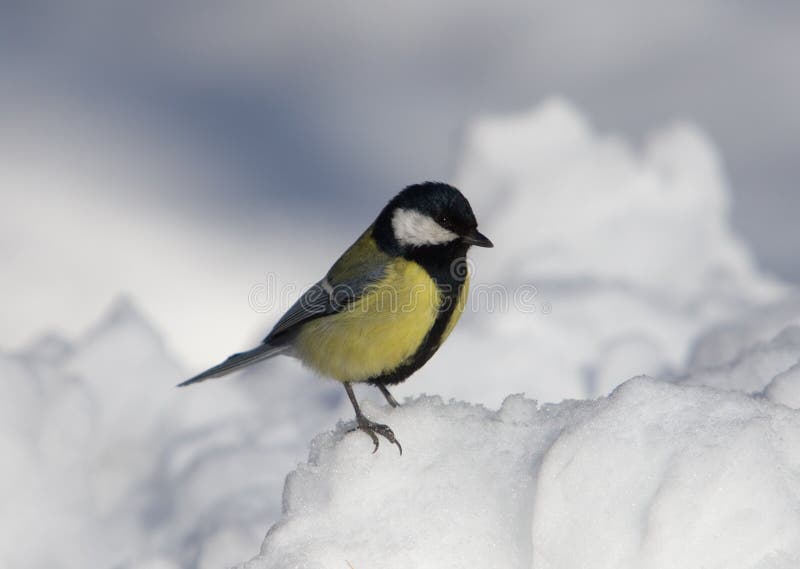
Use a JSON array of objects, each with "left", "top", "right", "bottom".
[
  {"left": 367, "top": 244, "right": 469, "bottom": 386},
  {"left": 367, "top": 281, "right": 462, "bottom": 386}
]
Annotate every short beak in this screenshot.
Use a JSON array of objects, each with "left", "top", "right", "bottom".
[{"left": 462, "top": 228, "right": 494, "bottom": 248}]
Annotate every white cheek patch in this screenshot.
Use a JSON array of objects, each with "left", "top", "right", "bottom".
[{"left": 391, "top": 208, "right": 459, "bottom": 247}]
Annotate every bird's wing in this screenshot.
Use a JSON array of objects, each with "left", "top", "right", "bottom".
[
  {"left": 265, "top": 226, "right": 391, "bottom": 342},
  {"left": 179, "top": 227, "right": 389, "bottom": 387}
]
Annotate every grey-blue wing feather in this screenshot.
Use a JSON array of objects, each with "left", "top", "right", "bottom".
[
  {"left": 179, "top": 227, "right": 390, "bottom": 387},
  {"left": 178, "top": 343, "right": 289, "bottom": 386},
  {"left": 264, "top": 281, "right": 334, "bottom": 341},
  {"left": 265, "top": 226, "right": 390, "bottom": 342},
  {"left": 264, "top": 263, "right": 387, "bottom": 343}
]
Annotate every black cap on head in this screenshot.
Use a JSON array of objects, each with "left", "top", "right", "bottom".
[{"left": 373, "top": 182, "right": 493, "bottom": 253}]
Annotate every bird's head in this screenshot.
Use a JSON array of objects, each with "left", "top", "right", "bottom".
[{"left": 374, "top": 182, "right": 493, "bottom": 254}]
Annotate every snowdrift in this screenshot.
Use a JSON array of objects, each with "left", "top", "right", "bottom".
[
  {"left": 241, "top": 377, "right": 800, "bottom": 569},
  {"left": 2, "top": 99, "right": 798, "bottom": 568},
  {"left": 0, "top": 299, "right": 350, "bottom": 569},
  {"left": 6, "top": 294, "right": 800, "bottom": 569},
  {"left": 396, "top": 100, "right": 783, "bottom": 407}
]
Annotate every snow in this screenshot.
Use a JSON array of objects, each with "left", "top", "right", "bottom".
[
  {"left": 402, "top": 99, "right": 784, "bottom": 406},
  {"left": 241, "top": 377, "right": 800, "bottom": 569},
  {"left": 2, "top": 99, "right": 799, "bottom": 568},
  {"left": 0, "top": 298, "right": 349, "bottom": 569},
  {"left": 458, "top": 100, "right": 762, "bottom": 297},
  {"left": 9, "top": 298, "right": 800, "bottom": 569},
  {"left": 680, "top": 294, "right": 800, "bottom": 407}
]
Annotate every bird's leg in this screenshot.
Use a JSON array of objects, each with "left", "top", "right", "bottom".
[
  {"left": 377, "top": 384, "right": 400, "bottom": 408},
  {"left": 344, "top": 382, "right": 402, "bottom": 454}
]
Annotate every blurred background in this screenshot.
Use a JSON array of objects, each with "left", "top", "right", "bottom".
[
  {"left": 2, "top": 0, "right": 799, "bottom": 369},
  {"left": 2, "top": 2, "right": 799, "bottom": 568}
]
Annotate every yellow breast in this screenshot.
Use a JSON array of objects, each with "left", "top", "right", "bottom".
[{"left": 294, "top": 259, "right": 443, "bottom": 382}]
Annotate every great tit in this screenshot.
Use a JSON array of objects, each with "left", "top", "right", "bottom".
[{"left": 179, "top": 181, "right": 493, "bottom": 453}]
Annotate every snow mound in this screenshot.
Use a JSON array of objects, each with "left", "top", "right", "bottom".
[
  {"left": 241, "top": 377, "right": 800, "bottom": 569},
  {"left": 2, "top": 98, "right": 796, "bottom": 568},
  {"left": 458, "top": 99, "right": 772, "bottom": 298},
  {"left": 409, "top": 99, "right": 784, "bottom": 405},
  {"left": 680, "top": 295, "right": 800, "bottom": 407},
  {"left": 689, "top": 294, "right": 800, "bottom": 370},
  {"left": 0, "top": 298, "right": 347, "bottom": 569}
]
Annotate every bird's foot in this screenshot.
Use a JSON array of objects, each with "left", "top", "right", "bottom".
[
  {"left": 377, "top": 384, "right": 400, "bottom": 408},
  {"left": 352, "top": 416, "right": 402, "bottom": 455}
]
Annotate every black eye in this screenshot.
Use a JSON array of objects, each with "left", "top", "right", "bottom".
[{"left": 438, "top": 215, "right": 449, "bottom": 225}]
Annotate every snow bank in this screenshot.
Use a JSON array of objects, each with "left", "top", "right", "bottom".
[
  {"left": 2, "top": 99, "right": 795, "bottom": 568},
  {"left": 10, "top": 299, "right": 800, "bottom": 569},
  {"left": 240, "top": 377, "right": 800, "bottom": 569},
  {"left": 406, "top": 99, "right": 784, "bottom": 406},
  {"left": 679, "top": 294, "right": 800, "bottom": 407},
  {"left": 0, "top": 298, "right": 348, "bottom": 569},
  {"left": 459, "top": 100, "right": 769, "bottom": 297}
]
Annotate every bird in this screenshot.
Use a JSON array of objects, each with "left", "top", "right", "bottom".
[{"left": 178, "top": 181, "right": 493, "bottom": 453}]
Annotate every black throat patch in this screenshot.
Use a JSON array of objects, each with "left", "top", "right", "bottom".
[{"left": 367, "top": 240, "right": 469, "bottom": 386}]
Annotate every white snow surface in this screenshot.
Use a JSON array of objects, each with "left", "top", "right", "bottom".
[
  {"left": 0, "top": 299, "right": 351, "bottom": 569},
  {"left": 2, "top": 99, "right": 799, "bottom": 568},
  {"left": 680, "top": 294, "right": 800, "bottom": 407},
  {"left": 405, "top": 98, "right": 783, "bottom": 406},
  {"left": 242, "top": 377, "right": 800, "bottom": 569},
  {"left": 6, "top": 298, "right": 800, "bottom": 568}
]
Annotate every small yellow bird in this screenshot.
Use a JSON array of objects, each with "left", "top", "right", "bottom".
[{"left": 179, "top": 182, "right": 492, "bottom": 453}]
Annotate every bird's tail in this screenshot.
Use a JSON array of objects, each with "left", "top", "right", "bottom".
[{"left": 177, "top": 343, "right": 289, "bottom": 387}]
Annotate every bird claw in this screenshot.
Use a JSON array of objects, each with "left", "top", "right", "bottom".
[{"left": 352, "top": 416, "right": 402, "bottom": 455}]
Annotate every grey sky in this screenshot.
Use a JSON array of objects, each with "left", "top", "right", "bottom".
[{"left": 2, "top": 1, "right": 798, "bottom": 279}]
